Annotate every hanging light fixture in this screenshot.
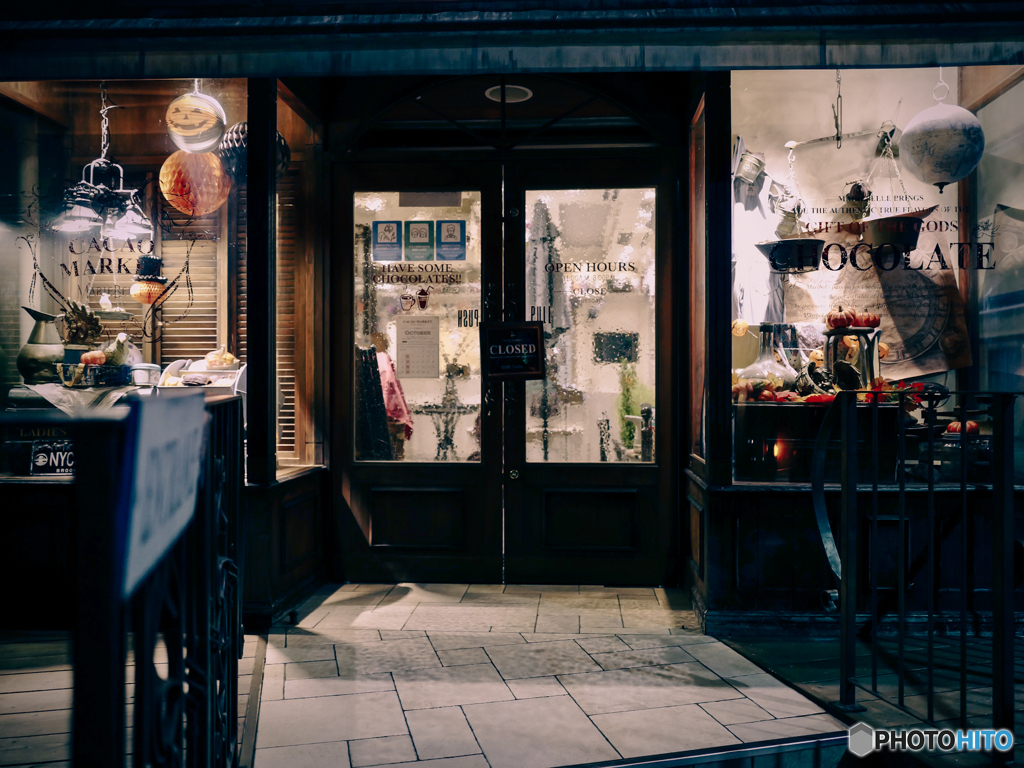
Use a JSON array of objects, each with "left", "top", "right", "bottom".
[{"left": 54, "top": 84, "right": 155, "bottom": 242}]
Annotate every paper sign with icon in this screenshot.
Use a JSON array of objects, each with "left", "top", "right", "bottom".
[
  {"left": 404, "top": 221, "right": 435, "bottom": 261},
  {"left": 372, "top": 221, "right": 403, "bottom": 261},
  {"left": 436, "top": 220, "right": 467, "bottom": 261}
]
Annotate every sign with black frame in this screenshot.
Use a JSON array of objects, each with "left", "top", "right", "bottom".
[{"left": 480, "top": 321, "right": 546, "bottom": 381}]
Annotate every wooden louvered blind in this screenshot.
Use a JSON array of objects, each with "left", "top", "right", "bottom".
[
  {"left": 276, "top": 169, "right": 300, "bottom": 456},
  {"left": 232, "top": 185, "right": 248, "bottom": 364},
  {"left": 158, "top": 199, "right": 224, "bottom": 366},
  {"left": 233, "top": 167, "right": 309, "bottom": 464}
]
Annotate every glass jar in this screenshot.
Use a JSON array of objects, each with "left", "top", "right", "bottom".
[{"left": 739, "top": 322, "right": 796, "bottom": 390}]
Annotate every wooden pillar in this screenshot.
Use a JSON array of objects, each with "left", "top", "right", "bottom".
[
  {"left": 246, "top": 79, "right": 278, "bottom": 485},
  {"left": 703, "top": 72, "right": 733, "bottom": 487}
]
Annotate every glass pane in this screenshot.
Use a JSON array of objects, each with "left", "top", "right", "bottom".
[
  {"left": 353, "top": 191, "right": 482, "bottom": 462},
  {"left": 524, "top": 188, "right": 657, "bottom": 463},
  {"left": 973, "top": 76, "right": 1024, "bottom": 478}
]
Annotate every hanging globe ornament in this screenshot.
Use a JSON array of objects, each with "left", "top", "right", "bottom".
[
  {"left": 218, "top": 121, "right": 292, "bottom": 185},
  {"left": 899, "top": 71, "right": 984, "bottom": 193},
  {"left": 165, "top": 81, "right": 227, "bottom": 153},
  {"left": 159, "top": 150, "right": 231, "bottom": 218}
]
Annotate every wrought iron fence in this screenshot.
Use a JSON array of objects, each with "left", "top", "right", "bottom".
[
  {"left": 71, "top": 394, "right": 244, "bottom": 768},
  {"left": 820, "top": 388, "right": 1019, "bottom": 763}
]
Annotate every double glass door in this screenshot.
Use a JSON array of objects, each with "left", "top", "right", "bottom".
[{"left": 335, "top": 160, "right": 675, "bottom": 585}]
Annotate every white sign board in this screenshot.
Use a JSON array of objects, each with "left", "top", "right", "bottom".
[
  {"left": 123, "top": 392, "right": 206, "bottom": 597},
  {"left": 395, "top": 315, "right": 440, "bottom": 378}
]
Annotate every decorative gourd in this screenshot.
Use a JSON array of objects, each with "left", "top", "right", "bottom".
[
  {"left": 853, "top": 311, "right": 881, "bottom": 328},
  {"left": 825, "top": 306, "right": 856, "bottom": 330},
  {"left": 878, "top": 342, "right": 890, "bottom": 360}
]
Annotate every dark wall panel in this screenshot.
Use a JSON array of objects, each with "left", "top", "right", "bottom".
[
  {"left": 543, "top": 490, "right": 638, "bottom": 552},
  {"left": 370, "top": 488, "right": 465, "bottom": 550}
]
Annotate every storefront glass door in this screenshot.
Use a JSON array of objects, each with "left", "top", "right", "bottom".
[
  {"left": 501, "top": 161, "right": 673, "bottom": 586},
  {"left": 336, "top": 159, "right": 676, "bottom": 585}
]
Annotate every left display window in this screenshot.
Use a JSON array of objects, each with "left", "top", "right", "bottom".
[{"left": 0, "top": 80, "right": 247, "bottom": 412}]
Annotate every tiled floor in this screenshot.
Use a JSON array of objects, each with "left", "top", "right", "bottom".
[
  {"left": 0, "top": 631, "right": 258, "bottom": 766},
  {"left": 254, "top": 584, "right": 844, "bottom": 768},
  {"left": 726, "top": 635, "right": 1024, "bottom": 767}
]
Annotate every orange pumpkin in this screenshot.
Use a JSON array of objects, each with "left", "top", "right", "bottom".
[
  {"left": 826, "top": 306, "right": 856, "bottom": 330},
  {"left": 878, "top": 342, "right": 890, "bottom": 359},
  {"left": 946, "top": 420, "right": 979, "bottom": 434},
  {"left": 853, "top": 311, "right": 881, "bottom": 328}
]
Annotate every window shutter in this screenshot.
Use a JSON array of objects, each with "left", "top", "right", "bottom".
[
  {"left": 276, "top": 169, "right": 299, "bottom": 455},
  {"left": 158, "top": 198, "right": 224, "bottom": 366}
]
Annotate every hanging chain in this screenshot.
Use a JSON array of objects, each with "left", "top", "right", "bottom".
[
  {"left": 933, "top": 65, "right": 949, "bottom": 102},
  {"left": 787, "top": 147, "right": 804, "bottom": 202},
  {"left": 99, "top": 82, "right": 111, "bottom": 159},
  {"left": 833, "top": 70, "right": 843, "bottom": 149}
]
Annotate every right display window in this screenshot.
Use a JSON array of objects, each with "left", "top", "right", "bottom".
[{"left": 729, "top": 68, "right": 992, "bottom": 481}]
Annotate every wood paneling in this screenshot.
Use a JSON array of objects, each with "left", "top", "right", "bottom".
[
  {"left": 369, "top": 488, "right": 465, "bottom": 549},
  {"left": 243, "top": 470, "right": 327, "bottom": 627},
  {"left": 960, "top": 65, "right": 1024, "bottom": 112},
  {"left": 543, "top": 490, "right": 639, "bottom": 551}
]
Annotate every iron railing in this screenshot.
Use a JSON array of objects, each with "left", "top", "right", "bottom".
[
  {"left": 69, "top": 393, "right": 244, "bottom": 768},
  {"left": 822, "top": 388, "right": 1019, "bottom": 762}
]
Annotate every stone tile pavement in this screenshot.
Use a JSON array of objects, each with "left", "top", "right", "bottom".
[
  {"left": 0, "top": 630, "right": 258, "bottom": 766},
  {"left": 253, "top": 584, "right": 844, "bottom": 768}
]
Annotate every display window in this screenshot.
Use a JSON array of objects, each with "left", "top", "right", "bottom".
[
  {"left": 728, "top": 68, "right": 1012, "bottom": 482},
  {"left": 0, "top": 78, "right": 323, "bottom": 478}
]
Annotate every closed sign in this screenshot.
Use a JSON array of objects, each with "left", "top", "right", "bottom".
[{"left": 481, "top": 322, "right": 546, "bottom": 381}]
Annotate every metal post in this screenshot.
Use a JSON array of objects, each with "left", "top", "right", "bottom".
[
  {"left": 959, "top": 394, "right": 969, "bottom": 730},
  {"left": 870, "top": 397, "right": 879, "bottom": 693},
  {"left": 925, "top": 398, "right": 937, "bottom": 723},
  {"left": 72, "top": 417, "right": 128, "bottom": 768},
  {"left": 897, "top": 392, "right": 906, "bottom": 706},
  {"left": 837, "top": 390, "right": 863, "bottom": 711},
  {"left": 991, "top": 393, "right": 1015, "bottom": 754}
]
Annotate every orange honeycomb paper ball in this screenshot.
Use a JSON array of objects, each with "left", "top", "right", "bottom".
[
  {"left": 159, "top": 150, "right": 231, "bottom": 218},
  {"left": 130, "top": 280, "right": 165, "bottom": 305}
]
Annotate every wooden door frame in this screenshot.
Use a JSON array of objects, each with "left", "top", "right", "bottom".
[
  {"left": 500, "top": 154, "right": 682, "bottom": 586},
  {"left": 330, "top": 159, "right": 504, "bottom": 583}
]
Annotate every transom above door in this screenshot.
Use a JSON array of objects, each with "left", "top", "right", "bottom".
[{"left": 333, "top": 158, "right": 676, "bottom": 586}]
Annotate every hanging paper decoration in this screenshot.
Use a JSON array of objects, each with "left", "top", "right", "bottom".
[
  {"left": 218, "top": 121, "right": 292, "bottom": 184},
  {"left": 159, "top": 150, "right": 231, "bottom": 217},
  {"left": 166, "top": 89, "right": 227, "bottom": 153},
  {"left": 899, "top": 72, "right": 985, "bottom": 194},
  {"left": 130, "top": 254, "right": 168, "bottom": 305}
]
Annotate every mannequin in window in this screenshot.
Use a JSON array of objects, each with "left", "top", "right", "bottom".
[{"left": 371, "top": 331, "right": 413, "bottom": 460}]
